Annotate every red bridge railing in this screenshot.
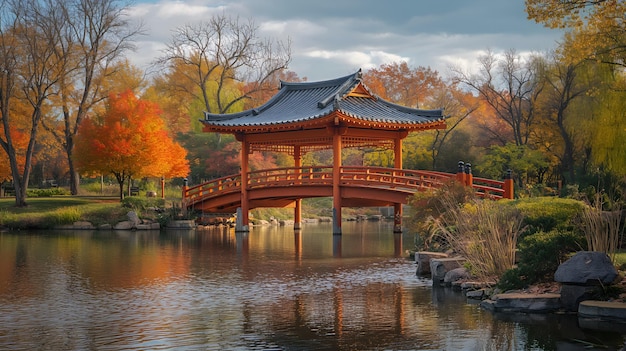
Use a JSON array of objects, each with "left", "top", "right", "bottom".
[{"left": 182, "top": 165, "right": 513, "bottom": 209}]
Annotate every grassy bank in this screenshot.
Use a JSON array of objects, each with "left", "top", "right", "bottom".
[{"left": 0, "top": 197, "right": 129, "bottom": 230}]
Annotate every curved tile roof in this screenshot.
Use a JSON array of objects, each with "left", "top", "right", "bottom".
[{"left": 202, "top": 69, "right": 445, "bottom": 129}]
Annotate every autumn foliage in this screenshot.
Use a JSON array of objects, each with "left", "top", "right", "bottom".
[{"left": 74, "top": 90, "right": 190, "bottom": 199}]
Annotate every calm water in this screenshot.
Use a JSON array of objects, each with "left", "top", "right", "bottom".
[{"left": 0, "top": 222, "right": 625, "bottom": 351}]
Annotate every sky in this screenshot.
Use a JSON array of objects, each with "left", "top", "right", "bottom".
[{"left": 128, "top": 0, "right": 564, "bottom": 82}]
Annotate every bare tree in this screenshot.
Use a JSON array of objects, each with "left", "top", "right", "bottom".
[
  {"left": 156, "top": 13, "right": 291, "bottom": 115},
  {"left": 0, "top": 0, "right": 67, "bottom": 206},
  {"left": 539, "top": 53, "right": 587, "bottom": 184},
  {"left": 40, "top": 0, "right": 143, "bottom": 195},
  {"left": 429, "top": 86, "right": 476, "bottom": 169},
  {"left": 452, "top": 49, "right": 545, "bottom": 146}
]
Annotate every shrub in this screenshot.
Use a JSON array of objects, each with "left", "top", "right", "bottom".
[
  {"left": 512, "top": 197, "right": 585, "bottom": 237},
  {"left": 27, "top": 188, "right": 70, "bottom": 197},
  {"left": 46, "top": 206, "right": 83, "bottom": 227},
  {"left": 121, "top": 196, "right": 165, "bottom": 212},
  {"left": 497, "top": 268, "right": 525, "bottom": 292},
  {"left": 497, "top": 229, "right": 585, "bottom": 290}
]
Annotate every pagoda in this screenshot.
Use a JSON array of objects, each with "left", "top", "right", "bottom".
[{"left": 201, "top": 69, "right": 446, "bottom": 233}]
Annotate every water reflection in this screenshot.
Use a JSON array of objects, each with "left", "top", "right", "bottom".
[{"left": 0, "top": 223, "right": 624, "bottom": 350}]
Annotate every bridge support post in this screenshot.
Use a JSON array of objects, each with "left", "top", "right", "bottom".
[
  {"left": 393, "top": 137, "right": 403, "bottom": 234},
  {"left": 239, "top": 138, "right": 250, "bottom": 232},
  {"left": 332, "top": 131, "right": 342, "bottom": 235},
  {"left": 294, "top": 199, "right": 302, "bottom": 230},
  {"left": 294, "top": 146, "right": 302, "bottom": 231},
  {"left": 393, "top": 203, "right": 402, "bottom": 233}
]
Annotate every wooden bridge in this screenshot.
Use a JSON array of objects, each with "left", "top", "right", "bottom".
[
  {"left": 196, "top": 71, "right": 515, "bottom": 234},
  {"left": 182, "top": 165, "right": 513, "bottom": 217}
]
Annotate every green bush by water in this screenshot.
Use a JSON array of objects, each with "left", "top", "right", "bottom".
[
  {"left": 497, "top": 229, "right": 586, "bottom": 291},
  {"left": 513, "top": 197, "right": 585, "bottom": 236}
]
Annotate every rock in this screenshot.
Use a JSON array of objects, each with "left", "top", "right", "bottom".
[
  {"left": 430, "top": 257, "right": 466, "bottom": 284},
  {"left": 73, "top": 221, "right": 95, "bottom": 230},
  {"left": 444, "top": 267, "right": 470, "bottom": 286},
  {"left": 554, "top": 251, "right": 618, "bottom": 285},
  {"left": 579, "top": 300, "right": 626, "bottom": 321},
  {"left": 280, "top": 219, "right": 295, "bottom": 226},
  {"left": 466, "top": 289, "right": 486, "bottom": 300},
  {"left": 415, "top": 251, "right": 448, "bottom": 276},
  {"left": 461, "top": 281, "right": 496, "bottom": 290},
  {"left": 98, "top": 223, "right": 112, "bottom": 230},
  {"left": 167, "top": 219, "right": 196, "bottom": 229},
  {"left": 127, "top": 211, "right": 141, "bottom": 226},
  {"left": 485, "top": 293, "right": 561, "bottom": 313},
  {"left": 559, "top": 284, "right": 597, "bottom": 312},
  {"left": 114, "top": 220, "right": 135, "bottom": 230}
]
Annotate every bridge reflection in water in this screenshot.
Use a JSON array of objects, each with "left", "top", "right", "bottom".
[{"left": 0, "top": 224, "right": 623, "bottom": 350}]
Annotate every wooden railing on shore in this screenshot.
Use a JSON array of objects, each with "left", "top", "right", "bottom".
[{"left": 182, "top": 166, "right": 513, "bottom": 208}]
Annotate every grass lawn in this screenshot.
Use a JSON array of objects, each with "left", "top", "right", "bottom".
[{"left": 0, "top": 196, "right": 129, "bottom": 230}]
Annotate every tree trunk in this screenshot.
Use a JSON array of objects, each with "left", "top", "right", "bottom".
[{"left": 66, "top": 137, "right": 80, "bottom": 195}]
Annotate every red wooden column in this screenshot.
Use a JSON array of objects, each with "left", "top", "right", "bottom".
[
  {"left": 503, "top": 169, "right": 514, "bottom": 199},
  {"left": 332, "top": 130, "right": 342, "bottom": 235},
  {"left": 239, "top": 136, "right": 250, "bottom": 231},
  {"left": 393, "top": 137, "right": 403, "bottom": 233},
  {"left": 294, "top": 145, "right": 302, "bottom": 230}
]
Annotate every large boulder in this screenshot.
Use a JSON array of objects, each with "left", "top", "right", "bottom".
[
  {"left": 554, "top": 251, "right": 617, "bottom": 285},
  {"left": 127, "top": 211, "right": 141, "bottom": 226}
]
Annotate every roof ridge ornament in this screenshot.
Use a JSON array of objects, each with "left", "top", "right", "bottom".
[
  {"left": 317, "top": 70, "right": 361, "bottom": 109},
  {"left": 333, "top": 95, "right": 340, "bottom": 110}
]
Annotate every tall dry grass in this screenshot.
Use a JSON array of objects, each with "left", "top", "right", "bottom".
[
  {"left": 429, "top": 194, "right": 524, "bottom": 280},
  {"left": 579, "top": 195, "right": 623, "bottom": 262}
]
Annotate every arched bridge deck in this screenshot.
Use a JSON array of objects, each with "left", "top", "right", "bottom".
[{"left": 182, "top": 166, "right": 511, "bottom": 213}]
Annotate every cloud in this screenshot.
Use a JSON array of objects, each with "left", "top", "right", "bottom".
[{"left": 125, "top": 0, "right": 564, "bottom": 81}]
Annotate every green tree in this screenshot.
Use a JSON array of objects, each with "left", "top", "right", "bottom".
[
  {"left": 526, "top": 0, "right": 626, "bottom": 66},
  {"left": 477, "top": 143, "right": 549, "bottom": 190}
]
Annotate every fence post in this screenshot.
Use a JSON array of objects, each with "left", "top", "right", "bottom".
[
  {"left": 181, "top": 177, "right": 189, "bottom": 216},
  {"left": 503, "top": 169, "right": 514, "bottom": 199},
  {"left": 456, "top": 161, "right": 466, "bottom": 184},
  {"left": 464, "top": 162, "right": 473, "bottom": 187}
]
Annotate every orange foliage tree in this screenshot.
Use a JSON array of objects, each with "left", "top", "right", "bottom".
[
  {"left": 74, "top": 90, "right": 190, "bottom": 200},
  {"left": 363, "top": 62, "right": 445, "bottom": 108}
]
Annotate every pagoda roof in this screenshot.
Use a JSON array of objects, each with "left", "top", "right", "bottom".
[{"left": 201, "top": 69, "right": 446, "bottom": 133}]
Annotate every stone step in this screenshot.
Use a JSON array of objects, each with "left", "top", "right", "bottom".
[
  {"left": 578, "top": 300, "right": 626, "bottom": 321},
  {"left": 481, "top": 293, "right": 561, "bottom": 313}
]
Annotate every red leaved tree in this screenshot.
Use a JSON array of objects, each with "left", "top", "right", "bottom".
[{"left": 74, "top": 90, "right": 190, "bottom": 200}]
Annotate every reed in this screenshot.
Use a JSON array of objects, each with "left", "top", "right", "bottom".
[
  {"left": 579, "top": 195, "right": 622, "bottom": 262},
  {"left": 430, "top": 194, "right": 524, "bottom": 280}
]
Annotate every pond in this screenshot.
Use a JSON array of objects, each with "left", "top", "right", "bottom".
[{"left": 0, "top": 222, "right": 625, "bottom": 350}]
